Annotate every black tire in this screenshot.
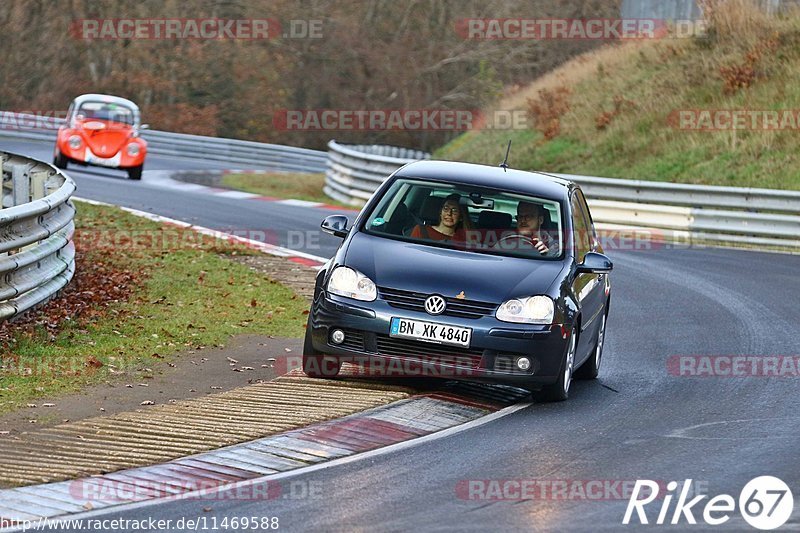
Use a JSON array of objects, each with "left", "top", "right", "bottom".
[
  {"left": 575, "top": 312, "right": 607, "bottom": 380},
  {"left": 53, "top": 150, "right": 68, "bottom": 169},
  {"left": 302, "top": 316, "right": 340, "bottom": 378},
  {"left": 127, "top": 165, "right": 143, "bottom": 180},
  {"left": 534, "top": 326, "right": 577, "bottom": 402}
]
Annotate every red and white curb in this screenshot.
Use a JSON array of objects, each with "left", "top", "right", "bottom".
[
  {"left": 0, "top": 388, "right": 528, "bottom": 525},
  {"left": 73, "top": 197, "right": 328, "bottom": 268}
]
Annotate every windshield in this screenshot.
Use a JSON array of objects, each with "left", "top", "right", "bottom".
[
  {"left": 362, "top": 177, "right": 564, "bottom": 259},
  {"left": 75, "top": 101, "right": 136, "bottom": 126}
]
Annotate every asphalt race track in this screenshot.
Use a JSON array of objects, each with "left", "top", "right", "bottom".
[
  {"left": 3, "top": 138, "right": 799, "bottom": 531},
  {"left": 0, "top": 139, "right": 347, "bottom": 258}
]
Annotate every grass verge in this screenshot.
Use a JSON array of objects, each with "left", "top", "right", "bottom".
[
  {"left": 436, "top": 3, "right": 800, "bottom": 190},
  {"left": 0, "top": 201, "right": 310, "bottom": 415},
  {"left": 222, "top": 171, "right": 352, "bottom": 207}
]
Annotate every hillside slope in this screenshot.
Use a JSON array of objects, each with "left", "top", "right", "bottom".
[{"left": 436, "top": 4, "right": 800, "bottom": 190}]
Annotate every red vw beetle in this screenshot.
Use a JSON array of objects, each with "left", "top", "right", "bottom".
[{"left": 54, "top": 94, "right": 148, "bottom": 180}]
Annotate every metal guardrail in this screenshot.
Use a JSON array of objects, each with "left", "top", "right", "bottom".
[
  {"left": 324, "top": 142, "right": 800, "bottom": 251},
  {"left": 324, "top": 140, "right": 429, "bottom": 205},
  {"left": 0, "top": 151, "right": 76, "bottom": 321},
  {"left": 0, "top": 112, "right": 327, "bottom": 173}
]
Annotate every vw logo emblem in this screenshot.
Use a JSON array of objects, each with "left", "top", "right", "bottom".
[{"left": 424, "top": 295, "right": 446, "bottom": 315}]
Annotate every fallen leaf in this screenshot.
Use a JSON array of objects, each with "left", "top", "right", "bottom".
[
  {"left": 226, "top": 357, "right": 239, "bottom": 364},
  {"left": 140, "top": 400, "right": 154, "bottom": 406},
  {"left": 42, "top": 403, "right": 55, "bottom": 408}
]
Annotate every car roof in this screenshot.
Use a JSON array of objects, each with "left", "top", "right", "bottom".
[
  {"left": 71, "top": 94, "right": 140, "bottom": 112},
  {"left": 394, "top": 160, "right": 574, "bottom": 201}
]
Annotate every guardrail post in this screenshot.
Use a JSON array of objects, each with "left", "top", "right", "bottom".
[
  {"left": 11, "top": 164, "right": 29, "bottom": 206},
  {"left": 31, "top": 170, "right": 47, "bottom": 200}
]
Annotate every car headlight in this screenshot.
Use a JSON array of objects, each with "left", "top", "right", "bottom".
[
  {"left": 496, "top": 295, "right": 554, "bottom": 324},
  {"left": 127, "top": 143, "right": 140, "bottom": 156},
  {"left": 68, "top": 135, "right": 82, "bottom": 149},
  {"left": 327, "top": 266, "right": 377, "bottom": 302}
]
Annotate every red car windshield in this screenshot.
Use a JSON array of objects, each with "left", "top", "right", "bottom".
[{"left": 75, "top": 102, "right": 135, "bottom": 126}]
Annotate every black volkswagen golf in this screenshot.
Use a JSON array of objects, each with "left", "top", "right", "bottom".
[{"left": 304, "top": 160, "right": 612, "bottom": 401}]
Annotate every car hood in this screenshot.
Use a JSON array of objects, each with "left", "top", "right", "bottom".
[
  {"left": 344, "top": 232, "right": 566, "bottom": 303},
  {"left": 77, "top": 123, "right": 132, "bottom": 157}
]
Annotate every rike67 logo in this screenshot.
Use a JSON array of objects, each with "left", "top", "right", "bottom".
[{"left": 623, "top": 476, "right": 794, "bottom": 530}]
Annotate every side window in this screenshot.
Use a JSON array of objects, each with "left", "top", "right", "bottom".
[
  {"left": 570, "top": 193, "right": 591, "bottom": 262},
  {"left": 574, "top": 189, "right": 597, "bottom": 250}
]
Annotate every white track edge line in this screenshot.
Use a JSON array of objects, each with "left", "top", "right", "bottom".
[{"left": 3, "top": 401, "right": 530, "bottom": 529}]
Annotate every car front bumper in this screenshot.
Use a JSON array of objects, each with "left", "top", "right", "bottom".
[{"left": 309, "top": 292, "right": 572, "bottom": 388}]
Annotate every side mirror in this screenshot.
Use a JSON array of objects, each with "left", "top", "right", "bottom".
[
  {"left": 321, "top": 215, "right": 349, "bottom": 238},
  {"left": 576, "top": 251, "right": 613, "bottom": 274},
  {"left": 140, "top": 124, "right": 150, "bottom": 130}
]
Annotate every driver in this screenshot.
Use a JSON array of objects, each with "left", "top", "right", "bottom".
[{"left": 515, "top": 201, "right": 552, "bottom": 255}]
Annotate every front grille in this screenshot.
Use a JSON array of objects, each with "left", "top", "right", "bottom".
[
  {"left": 375, "top": 334, "right": 483, "bottom": 369},
  {"left": 379, "top": 286, "right": 497, "bottom": 320},
  {"left": 494, "top": 355, "right": 515, "bottom": 372}
]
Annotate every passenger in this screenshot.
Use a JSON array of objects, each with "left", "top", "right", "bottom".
[
  {"left": 516, "top": 201, "right": 553, "bottom": 255},
  {"left": 411, "top": 193, "right": 471, "bottom": 242}
]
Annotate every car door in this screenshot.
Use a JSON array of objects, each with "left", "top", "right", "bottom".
[{"left": 570, "top": 189, "right": 604, "bottom": 362}]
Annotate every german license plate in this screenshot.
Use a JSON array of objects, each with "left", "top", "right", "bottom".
[
  {"left": 390, "top": 317, "right": 472, "bottom": 348},
  {"left": 85, "top": 150, "right": 120, "bottom": 167}
]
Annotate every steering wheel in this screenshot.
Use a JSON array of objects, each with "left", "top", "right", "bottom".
[{"left": 491, "top": 234, "right": 536, "bottom": 249}]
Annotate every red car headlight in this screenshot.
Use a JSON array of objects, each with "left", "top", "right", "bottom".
[
  {"left": 68, "top": 135, "right": 82, "bottom": 150},
  {"left": 126, "top": 143, "right": 141, "bottom": 156}
]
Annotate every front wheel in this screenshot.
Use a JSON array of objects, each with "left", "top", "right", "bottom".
[
  {"left": 534, "top": 327, "right": 577, "bottom": 402},
  {"left": 53, "top": 150, "right": 68, "bottom": 169},
  {"left": 127, "top": 165, "right": 143, "bottom": 180},
  {"left": 575, "top": 313, "right": 606, "bottom": 380},
  {"left": 302, "top": 316, "right": 341, "bottom": 378}
]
